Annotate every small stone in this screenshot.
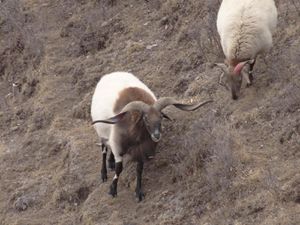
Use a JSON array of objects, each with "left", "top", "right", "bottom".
[
  {"left": 15, "top": 196, "right": 32, "bottom": 211},
  {"left": 11, "top": 126, "right": 19, "bottom": 132},
  {"left": 101, "top": 21, "right": 109, "bottom": 27},
  {"left": 146, "top": 43, "right": 158, "bottom": 50},
  {"left": 161, "top": 190, "right": 169, "bottom": 196}
]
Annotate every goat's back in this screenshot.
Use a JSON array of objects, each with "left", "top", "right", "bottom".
[
  {"left": 217, "top": 0, "right": 277, "bottom": 60},
  {"left": 91, "top": 72, "right": 156, "bottom": 142}
]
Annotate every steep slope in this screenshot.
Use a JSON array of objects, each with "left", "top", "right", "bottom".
[{"left": 0, "top": 0, "right": 299, "bottom": 224}]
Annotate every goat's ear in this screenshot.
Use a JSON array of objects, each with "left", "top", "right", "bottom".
[
  {"left": 161, "top": 112, "right": 172, "bottom": 121},
  {"left": 214, "top": 63, "right": 227, "bottom": 72},
  {"left": 92, "top": 112, "right": 128, "bottom": 125}
]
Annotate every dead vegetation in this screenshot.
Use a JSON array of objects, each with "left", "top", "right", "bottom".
[{"left": 0, "top": 0, "right": 299, "bottom": 225}]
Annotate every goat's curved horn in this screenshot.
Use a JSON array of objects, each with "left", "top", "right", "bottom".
[
  {"left": 92, "top": 111, "right": 128, "bottom": 124},
  {"left": 92, "top": 101, "right": 150, "bottom": 125},
  {"left": 154, "top": 97, "right": 213, "bottom": 111}
]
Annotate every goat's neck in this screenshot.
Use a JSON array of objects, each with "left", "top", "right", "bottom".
[{"left": 130, "top": 119, "right": 149, "bottom": 144}]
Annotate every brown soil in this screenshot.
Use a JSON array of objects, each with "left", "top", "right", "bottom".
[{"left": 0, "top": 0, "right": 299, "bottom": 224}]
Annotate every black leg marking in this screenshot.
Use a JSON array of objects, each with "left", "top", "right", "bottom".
[
  {"left": 232, "top": 89, "right": 238, "bottom": 100},
  {"left": 101, "top": 145, "right": 108, "bottom": 182},
  {"left": 109, "top": 161, "right": 123, "bottom": 197},
  {"left": 135, "top": 161, "right": 145, "bottom": 202},
  {"left": 108, "top": 151, "right": 115, "bottom": 171}
]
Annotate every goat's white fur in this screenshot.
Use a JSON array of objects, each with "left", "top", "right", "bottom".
[
  {"left": 91, "top": 72, "right": 156, "bottom": 162},
  {"left": 217, "top": 0, "right": 277, "bottom": 61}
]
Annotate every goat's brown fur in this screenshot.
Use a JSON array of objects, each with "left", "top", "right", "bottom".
[
  {"left": 114, "top": 87, "right": 155, "bottom": 114},
  {"left": 115, "top": 109, "right": 157, "bottom": 161}
]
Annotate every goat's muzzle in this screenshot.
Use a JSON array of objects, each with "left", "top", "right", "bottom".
[{"left": 151, "top": 130, "right": 161, "bottom": 142}]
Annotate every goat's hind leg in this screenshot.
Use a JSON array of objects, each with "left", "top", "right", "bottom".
[
  {"left": 247, "top": 59, "right": 256, "bottom": 87},
  {"left": 243, "top": 72, "right": 251, "bottom": 88},
  {"left": 100, "top": 143, "right": 108, "bottom": 182}
]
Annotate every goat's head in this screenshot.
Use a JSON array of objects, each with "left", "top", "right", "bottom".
[
  {"left": 92, "top": 98, "right": 213, "bottom": 142},
  {"left": 216, "top": 59, "right": 254, "bottom": 100}
]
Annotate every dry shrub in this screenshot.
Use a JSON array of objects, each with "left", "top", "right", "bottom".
[
  {"left": 53, "top": 185, "right": 91, "bottom": 208},
  {"left": 172, "top": 113, "right": 237, "bottom": 194},
  {"left": 177, "top": 0, "right": 223, "bottom": 62},
  {"left": 60, "top": 3, "right": 125, "bottom": 57},
  {"left": 204, "top": 125, "right": 237, "bottom": 195},
  {"left": 263, "top": 166, "right": 300, "bottom": 205},
  {"left": 161, "top": 0, "right": 183, "bottom": 15},
  {"left": 162, "top": 0, "right": 223, "bottom": 73},
  {"left": 180, "top": 119, "right": 215, "bottom": 174},
  {"left": 262, "top": 83, "right": 300, "bottom": 148},
  {"left": 167, "top": 116, "right": 238, "bottom": 221},
  {"left": 0, "top": 0, "right": 44, "bottom": 105},
  {"left": 72, "top": 92, "right": 92, "bottom": 120},
  {"left": 160, "top": 0, "right": 191, "bottom": 38},
  {"left": 263, "top": 168, "right": 281, "bottom": 198},
  {"left": 27, "top": 107, "right": 53, "bottom": 131},
  {"left": 273, "top": 83, "right": 300, "bottom": 114}
]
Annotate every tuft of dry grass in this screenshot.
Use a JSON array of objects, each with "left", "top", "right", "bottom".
[{"left": 171, "top": 112, "right": 238, "bottom": 199}]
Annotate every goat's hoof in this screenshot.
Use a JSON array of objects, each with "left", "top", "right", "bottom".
[
  {"left": 108, "top": 161, "right": 115, "bottom": 171},
  {"left": 101, "top": 170, "right": 107, "bottom": 182},
  {"left": 136, "top": 190, "right": 145, "bottom": 202},
  {"left": 232, "top": 95, "right": 238, "bottom": 100},
  {"left": 109, "top": 185, "right": 117, "bottom": 197},
  {"left": 246, "top": 82, "right": 252, "bottom": 88},
  {"left": 102, "top": 176, "right": 107, "bottom": 182}
]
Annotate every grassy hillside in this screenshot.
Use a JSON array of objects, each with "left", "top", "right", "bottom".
[{"left": 0, "top": 0, "right": 299, "bottom": 224}]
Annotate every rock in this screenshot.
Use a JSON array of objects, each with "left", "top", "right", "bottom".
[
  {"left": 14, "top": 196, "right": 33, "bottom": 211},
  {"left": 146, "top": 43, "right": 158, "bottom": 50}
]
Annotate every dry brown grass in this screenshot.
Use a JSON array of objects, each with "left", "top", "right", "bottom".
[{"left": 0, "top": 0, "right": 300, "bottom": 225}]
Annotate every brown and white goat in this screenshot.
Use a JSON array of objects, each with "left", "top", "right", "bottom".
[{"left": 91, "top": 72, "right": 212, "bottom": 201}]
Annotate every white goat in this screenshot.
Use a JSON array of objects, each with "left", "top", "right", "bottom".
[
  {"left": 216, "top": 0, "right": 278, "bottom": 99},
  {"left": 91, "top": 72, "right": 212, "bottom": 201}
]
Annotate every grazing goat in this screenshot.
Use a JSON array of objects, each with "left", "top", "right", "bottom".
[
  {"left": 91, "top": 72, "right": 212, "bottom": 201},
  {"left": 216, "top": 0, "right": 277, "bottom": 99}
]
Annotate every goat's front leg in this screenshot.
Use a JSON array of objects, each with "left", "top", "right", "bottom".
[
  {"left": 108, "top": 151, "right": 115, "bottom": 170},
  {"left": 247, "top": 58, "right": 256, "bottom": 87},
  {"left": 109, "top": 153, "right": 123, "bottom": 197},
  {"left": 135, "top": 161, "right": 145, "bottom": 202},
  {"left": 243, "top": 71, "right": 251, "bottom": 87},
  {"left": 100, "top": 144, "right": 108, "bottom": 182}
]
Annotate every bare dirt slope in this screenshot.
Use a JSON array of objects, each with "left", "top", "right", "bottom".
[{"left": 0, "top": 0, "right": 299, "bottom": 224}]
